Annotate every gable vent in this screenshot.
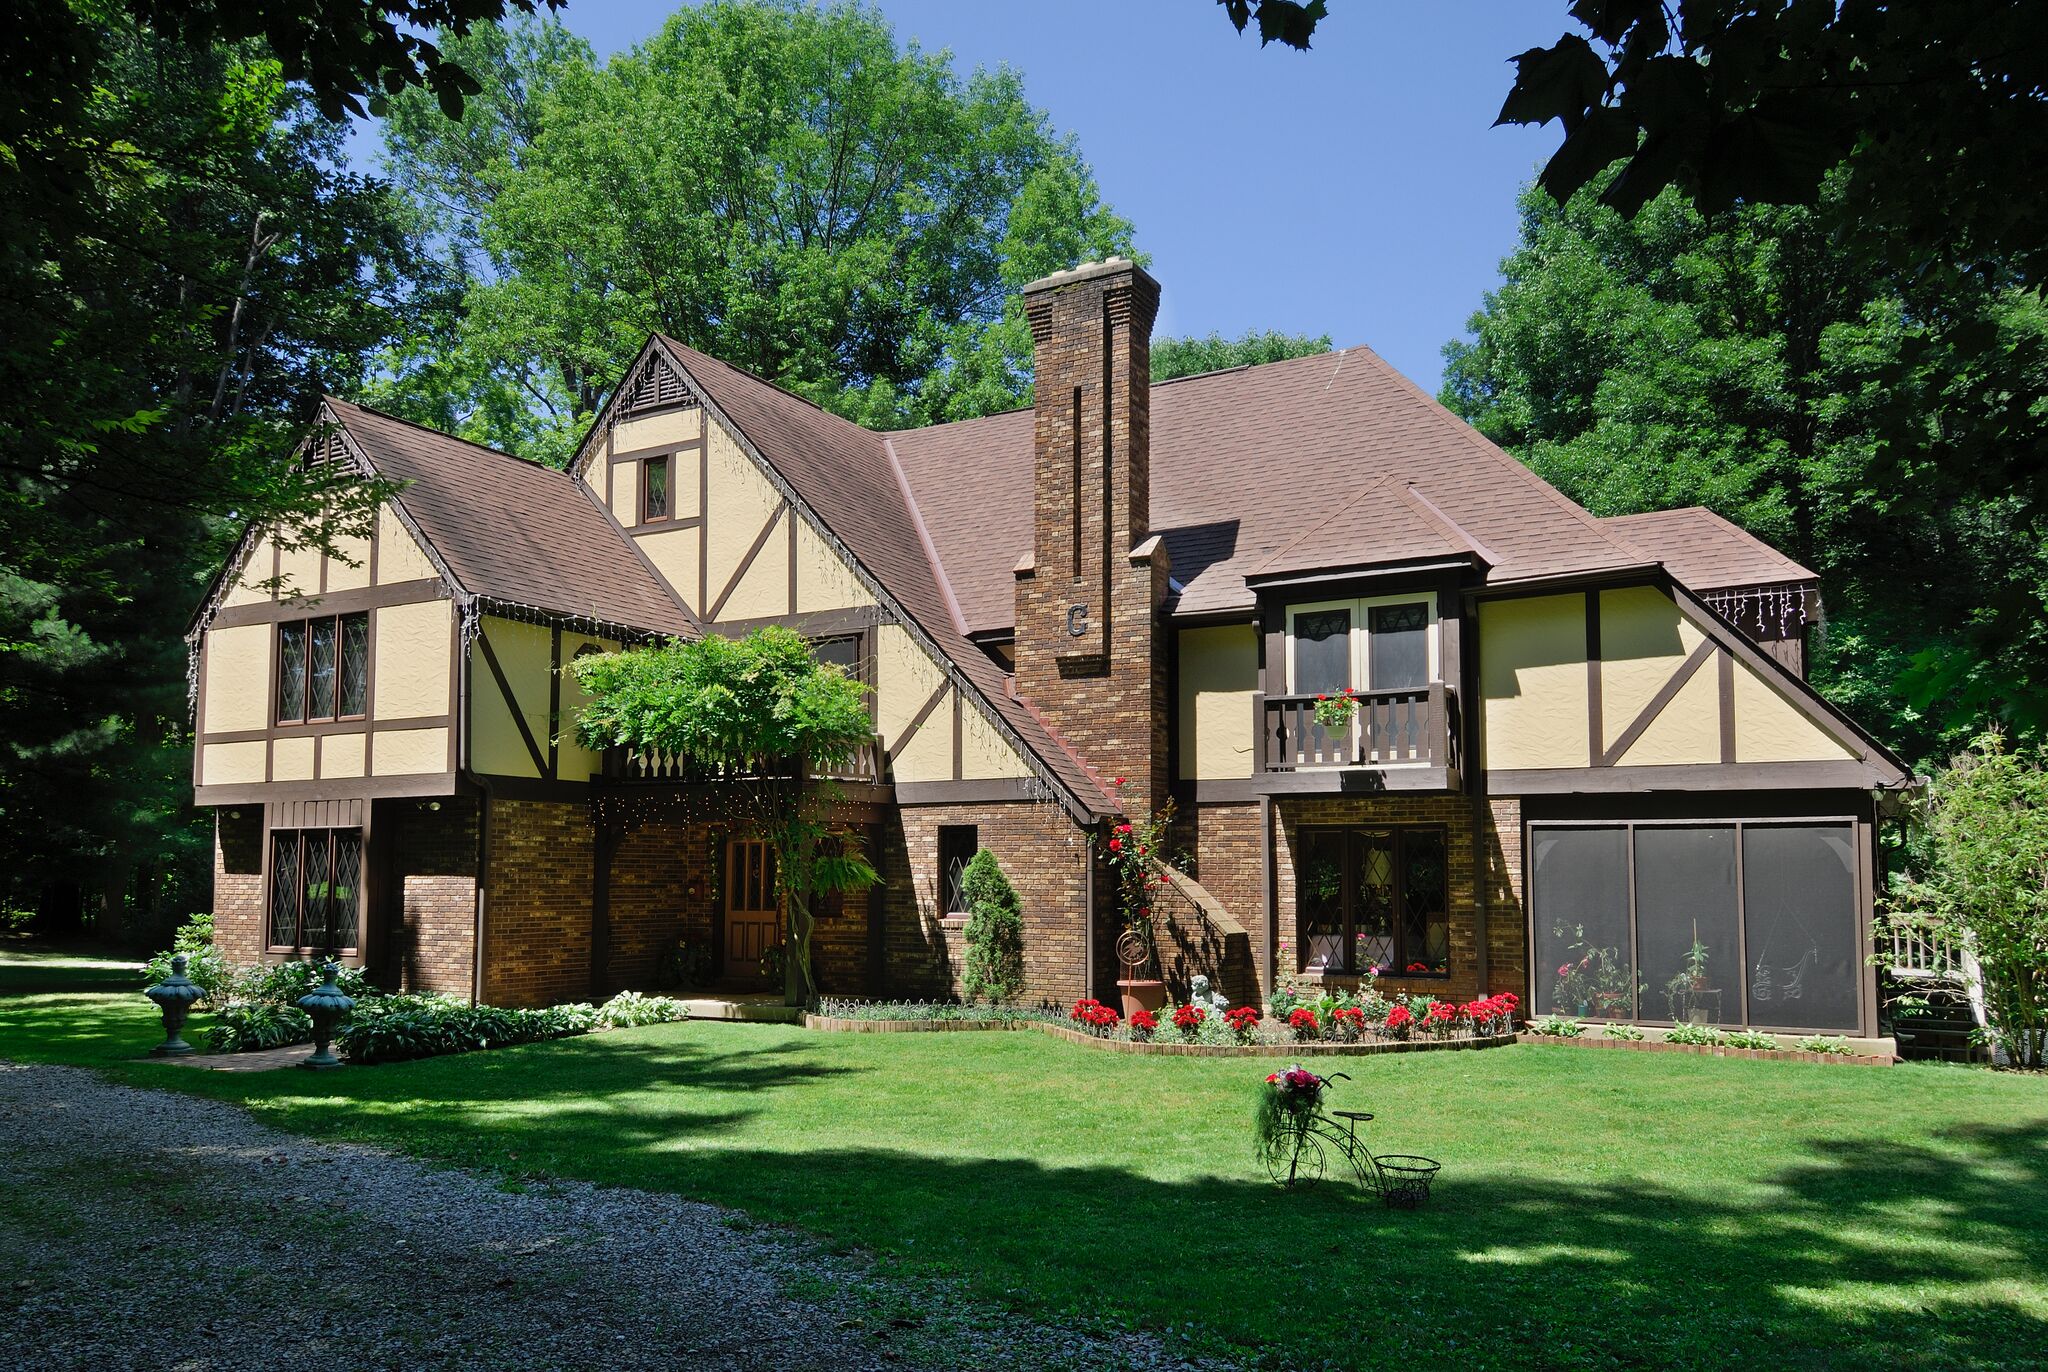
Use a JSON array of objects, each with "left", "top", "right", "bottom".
[{"left": 627, "top": 356, "right": 695, "bottom": 415}]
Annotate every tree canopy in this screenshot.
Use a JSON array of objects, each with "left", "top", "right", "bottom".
[
  {"left": 1443, "top": 175, "right": 2048, "bottom": 761},
  {"left": 1151, "top": 330, "right": 1331, "bottom": 383},
  {"left": 371, "top": 2, "right": 1137, "bottom": 463}
]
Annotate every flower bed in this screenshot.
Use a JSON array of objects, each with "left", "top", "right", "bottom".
[{"left": 1516, "top": 1029, "right": 1893, "bottom": 1067}]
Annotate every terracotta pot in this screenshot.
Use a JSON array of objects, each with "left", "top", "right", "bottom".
[{"left": 1117, "top": 979, "right": 1167, "bottom": 1019}]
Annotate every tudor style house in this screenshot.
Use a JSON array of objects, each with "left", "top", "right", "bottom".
[{"left": 189, "top": 258, "right": 1913, "bottom": 1037}]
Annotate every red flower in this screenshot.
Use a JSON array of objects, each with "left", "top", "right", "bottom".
[
  {"left": 1116, "top": 823, "right": 1132, "bottom": 834},
  {"left": 1288, "top": 1007, "right": 1319, "bottom": 1039},
  {"left": 1172, "top": 1003, "right": 1207, "bottom": 1031},
  {"left": 1130, "top": 1009, "right": 1158, "bottom": 1033},
  {"left": 1316, "top": 693, "right": 1328, "bottom": 701},
  {"left": 1385, "top": 1004, "right": 1413, "bottom": 1030},
  {"left": 1113, "top": 776, "right": 1126, "bottom": 785},
  {"left": 1107, "top": 837, "right": 1122, "bottom": 852}
]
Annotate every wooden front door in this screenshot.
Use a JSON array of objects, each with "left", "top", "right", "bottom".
[{"left": 726, "top": 839, "right": 780, "bottom": 977}]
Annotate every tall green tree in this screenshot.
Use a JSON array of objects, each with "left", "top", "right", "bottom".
[
  {"left": 373, "top": 1, "right": 1137, "bottom": 462},
  {"left": 1151, "top": 330, "right": 1331, "bottom": 383},
  {"left": 1443, "top": 176, "right": 2048, "bottom": 763},
  {"left": 1, "top": 11, "right": 430, "bottom": 939}
]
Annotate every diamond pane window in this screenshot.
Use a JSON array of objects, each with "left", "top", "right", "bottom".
[
  {"left": 1352, "top": 831, "right": 1396, "bottom": 974},
  {"left": 338, "top": 613, "right": 368, "bottom": 717},
  {"left": 307, "top": 616, "right": 338, "bottom": 718},
  {"left": 329, "top": 832, "right": 362, "bottom": 948},
  {"left": 266, "top": 829, "right": 363, "bottom": 952},
  {"left": 277, "top": 621, "right": 307, "bottom": 722},
  {"left": 1401, "top": 829, "right": 1448, "bottom": 974},
  {"left": 268, "top": 831, "right": 301, "bottom": 946},
  {"left": 938, "top": 825, "right": 977, "bottom": 915},
  {"left": 301, "top": 833, "right": 333, "bottom": 948},
  {"left": 1290, "top": 825, "right": 1449, "bottom": 977}
]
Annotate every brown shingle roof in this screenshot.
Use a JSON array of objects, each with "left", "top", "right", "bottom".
[
  {"left": 1600, "top": 507, "right": 1818, "bottom": 591},
  {"left": 326, "top": 398, "right": 695, "bottom": 637},
  {"left": 1252, "top": 475, "right": 1481, "bottom": 580},
  {"left": 653, "top": 340, "right": 1116, "bottom": 817},
  {"left": 889, "top": 346, "right": 1651, "bottom": 633}
]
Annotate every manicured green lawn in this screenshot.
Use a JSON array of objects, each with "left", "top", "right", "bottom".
[{"left": 5, "top": 981, "right": 2045, "bottom": 1370}]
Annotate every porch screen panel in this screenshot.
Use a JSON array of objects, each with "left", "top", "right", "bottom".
[
  {"left": 1400, "top": 828, "right": 1448, "bottom": 975},
  {"left": 1369, "top": 602, "right": 1429, "bottom": 691},
  {"left": 1297, "top": 830, "right": 1346, "bottom": 971},
  {"left": 1530, "top": 826, "right": 1631, "bottom": 1018},
  {"left": 1635, "top": 826, "right": 1740, "bottom": 1025},
  {"left": 1741, "top": 825, "right": 1859, "bottom": 1030},
  {"left": 1293, "top": 609, "right": 1351, "bottom": 695}
]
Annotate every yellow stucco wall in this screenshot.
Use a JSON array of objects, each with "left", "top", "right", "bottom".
[
  {"left": 202, "top": 624, "right": 272, "bottom": 734},
  {"left": 704, "top": 426, "right": 788, "bottom": 620},
  {"left": 1598, "top": 586, "right": 1702, "bottom": 754},
  {"left": 959, "top": 701, "right": 1029, "bottom": 780},
  {"left": 200, "top": 741, "right": 267, "bottom": 786},
  {"left": 556, "top": 633, "right": 615, "bottom": 782},
  {"left": 1734, "top": 666, "right": 1857, "bottom": 762},
  {"left": 375, "top": 508, "right": 440, "bottom": 584},
  {"left": 612, "top": 410, "right": 700, "bottom": 456},
  {"left": 372, "top": 726, "right": 448, "bottom": 776},
  {"left": 794, "top": 520, "right": 875, "bottom": 614},
  {"left": 321, "top": 731, "right": 366, "bottom": 779},
  {"left": 636, "top": 526, "right": 701, "bottom": 615},
  {"left": 469, "top": 617, "right": 553, "bottom": 779},
  {"left": 222, "top": 534, "right": 274, "bottom": 606},
  {"left": 1615, "top": 656, "right": 1724, "bottom": 765},
  {"left": 1177, "top": 624, "right": 1257, "bottom": 780},
  {"left": 275, "top": 538, "right": 324, "bottom": 601},
  {"left": 271, "top": 735, "right": 316, "bottom": 782},
  {"left": 877, "top": 623, "right": 950, "bottom": 782},
  {"left": 372, "top": 600, "right": 451, "bottom": 720},
  {"left": 1480, "top": 594, "right": 1590, "bottom": 769}
]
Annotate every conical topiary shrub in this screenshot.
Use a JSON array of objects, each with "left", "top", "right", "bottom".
[{"left": 959, "top": 848, "right": 1025, "bottom": 1005}]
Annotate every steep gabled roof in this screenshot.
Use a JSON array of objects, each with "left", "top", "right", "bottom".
[
  {"left": 1600, "top": 507, "right": 1818, "bottom": 591},
  {"left": 889, "top": 346, "right": 1652, "bottom": 633},
  {"left": 648, "top": 338, "right": 1116, "bottom": 819},
  {"left": 326, "top": 398, "right": 696, "bottom": 638}
]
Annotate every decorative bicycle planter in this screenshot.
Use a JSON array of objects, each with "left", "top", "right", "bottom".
[{"left": 1256, "top": 1068, "right": 1442, "bottom": 1207}]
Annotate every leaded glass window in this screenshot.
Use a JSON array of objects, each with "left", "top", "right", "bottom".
[
  {"left": 1292, "top": 825, "right": 1447, "bottom": 977},
  {"left": 267, "top": 828, "right": 362, "bottom": 952},
  {"left": 276, "top": 612, "right": 368, "bottom": 722},
  {"left": 1369, "top": 602, "right": 1430, "bottom": 690},
  {"left": 1292, "top": 608, "right": 1352, "bottom": 695},
  {"left": 339, "top": 614, "right": 369, "bottom": 717},
  {"left": 277, "top": 621, "right": 307, "bottom": 722}
]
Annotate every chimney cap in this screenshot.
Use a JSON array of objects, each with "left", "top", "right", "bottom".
[{"left": 1020, "top": 256, "right": 1158, "bottom": 296}]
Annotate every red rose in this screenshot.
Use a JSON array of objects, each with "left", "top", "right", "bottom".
[{"left": 1107, "top": 837, "right": 1121, "bottom": 851}]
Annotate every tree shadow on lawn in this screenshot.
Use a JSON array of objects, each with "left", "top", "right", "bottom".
[{"left": 211, "top": 1047, "right": 2048, "bottom": 1371}]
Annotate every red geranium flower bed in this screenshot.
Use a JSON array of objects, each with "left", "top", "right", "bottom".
[{"left": 1069, "top": 998, "right": 1120, "bottom": 1031}]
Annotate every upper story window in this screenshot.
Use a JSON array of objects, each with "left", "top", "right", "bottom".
[
  {"left": 642, "top": 454, "right": 672, "bottom": 523},
  {"left": 1287, "top": 594, "right": 1436, "bottom": 695},
  {"left": 278, "top": 611, "right": 368, "bottom": 723}
]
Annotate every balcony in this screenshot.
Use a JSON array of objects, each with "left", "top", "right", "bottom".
[{"left": 1257, "top": 684, "right": 1461, "bottom": 793}]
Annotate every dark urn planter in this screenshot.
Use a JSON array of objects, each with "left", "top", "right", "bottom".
[
  {"left": 297, "top": 962, "right": 355, "bottom": 1070},
  {"left": 143, "top": 953, "right": 203, "bottom": 1056}
]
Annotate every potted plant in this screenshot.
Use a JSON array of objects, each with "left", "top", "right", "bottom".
[
  {"left": 1102, "top": 777, "right": 1175, "bottom": 1019},
  {"left": 1312, "top": 689, "right": 1360, "bottom": 757},
  {"left": 1664, "top": 934, "right": 1718, "bottom": 1024}
]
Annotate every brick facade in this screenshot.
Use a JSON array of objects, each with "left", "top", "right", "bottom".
[
  {"left": 480, "top": 798, "right": 594, "bottom": 1008},
  {"left": 384, "top": 797, "right": 478, "bottom": 997},
  {"left": 212, "top": 809, "right": 265, "bottom": 960}
]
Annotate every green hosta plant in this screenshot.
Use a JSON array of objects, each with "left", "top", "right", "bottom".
[
  {"left": 1603, "top": 1022, "right": 1646, "bottom": 1041},
  {"left": 1530, "top": 1014, "right": 1584, "bottom": 1038},
  {"left": 144, "top": 914, "right": 229, "bottom": 1005},
  {"left": 206, "top": 1001, "right": 313, "bottom": 1054},
  {"left": 231, "top": 960, "right": 374, "bottom": 1007},
  {"left": 593, "top": 991, "right": 691, "bottom": 1029},
  {"left": 1723, "top": 1029, "right": 1781, "bottom": 1051},
  {"left": 1665, "top": 1021, "right": 1725, "bottom": 1046},
  {"left": 1798, "top": 1035, "right": 1853, "bottom": 1055}
]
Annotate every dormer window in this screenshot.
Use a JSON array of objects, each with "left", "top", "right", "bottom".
[
  {"left": 1286, "top": 593, "right": 1437, "bottom": 694},
  {"left": 642, "top": 454, "right": 672, "bottom": 523}
]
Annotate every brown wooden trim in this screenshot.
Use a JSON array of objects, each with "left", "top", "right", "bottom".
[
  {"left": 623, "top": 515, "right": 703, "bottom": 535},
  {"left": 1185, "top": 767, "right": 1457, "bottom": 802},
  {"left": 198, "top": 773, "right": 460, "bottom": 806},
  {"left": 208, "top": 578, "right": 445, "bottom": 629},
  {"left": 367, "top": 507, "right": 381, "bottom": 586},
  {"left": 472, "top": 772, "right": 590, "bottom": 802},
  {"left": 1717, "top": 647, "right": 1737, "bottom": 764},
  {"left": 786, "top": 506, "right": 798, "bottom": 614},
  {"left": 200, "top": 714, "right": 451, "bottom": 746},
  {"left": 705, "top": 503, "right": 786, "bottom": 622},
  {"left": 548, "top": 624, "right": 562, "bottom": 781},
  {"left": 475, "top": 626, "right": 548, "bottom": 779},
  {"left": 1494, "top": 760, "right": 1894, "bottom": 794},
  {"left": 710, "top": 605, "right": 886, "bottom": 637},
  {"left": 1585, "top": 589, "right": 1603, "bottom": 764},
  {"left": 1598, "top": 639, "right": 1716, "bottom": 767},
  {"left": 1243, "top": 558, "right": 1480, "bottom": 594},
  {"left": 950, "top": 691, "right": 964, "bottom": 781},
  {"left": 697, "top": 434, "right": 709, "bottom": 611},
  {"left": 610, "top": 438, "right": 703, "bottom": 464},
  {"left": 894, "top": 778, "right": 1041, "bottom": 805},
  {"left": 886, "top": 679, "right": 950, "bottom": 757}
]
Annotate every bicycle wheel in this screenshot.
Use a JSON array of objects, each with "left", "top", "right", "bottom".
[{"left": 1266, "top": 1130, "right": 1328, "bottom": 1190}]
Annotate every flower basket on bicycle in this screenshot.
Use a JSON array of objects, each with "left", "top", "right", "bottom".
[
  {"left": 1369, "top": 1155, "right": 1441, "bottom": 1209},
  {"left": 1254, "top": 1068, "right": 1442, "bottom": 1207}
]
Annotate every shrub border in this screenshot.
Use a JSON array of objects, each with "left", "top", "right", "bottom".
[
  {"left": 1516, "top": 1031, "right": 1893, "bottom": 1067},
  {"left": 804, "top": 1014, "right": 1517, "bottom": 1057}
]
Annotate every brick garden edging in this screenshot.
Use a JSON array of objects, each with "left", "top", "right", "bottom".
[
  {"left": 803, "top": 1013, "right": 1518, "bottom": 1058},
  {"left": 1516, "top": 1032, "right": 1894, "bottom": 1067}
]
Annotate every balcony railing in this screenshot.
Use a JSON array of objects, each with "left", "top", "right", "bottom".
[
  {"left": 1260, "top": 684, "right": 1459, "bottom": 773},
  {"left": 601, "top": 737, "right": 884, "bottom": 785}
]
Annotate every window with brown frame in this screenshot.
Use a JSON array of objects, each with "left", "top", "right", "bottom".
[
  {"left": 642, "top": 454, "right": 672, "bottom": 523},
  {"left": 277, "top": 612, "right": 368, "bottom": 723},
  {"left": 268, "top": 828, "right": 363, "bottom": 952},
  {"left": 938, "top": 825, "right": 977, "bottom": 916},
  {"left": 1296, "top": 825, "right": 1448, "bottom": 977}
]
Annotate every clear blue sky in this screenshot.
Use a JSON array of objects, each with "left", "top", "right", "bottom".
[{"left": 355, "top": 1, "right": 1567, "bottom": 393}]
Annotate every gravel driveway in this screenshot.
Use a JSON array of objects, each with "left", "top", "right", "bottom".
[{"left": 0, "top": 1061, "right": 1235, "bottom": 1372}]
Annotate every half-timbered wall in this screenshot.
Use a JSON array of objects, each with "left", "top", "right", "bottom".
[
  {"left": 468, "top": 614, "right": 618, "bottom": 784},
  {"left": 1477, "top": 584, "right": 1859, "bottom": 777},
  {"left": 196, "top": 507, "right": 457, "bottom": 800},
  {"left": 578, "top": 359, "right": 1032, "bottom": 791}
]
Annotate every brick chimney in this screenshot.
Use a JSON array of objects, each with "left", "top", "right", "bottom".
[{"left": 1012, "top": 257, "right": 1170, "bottom": 815}]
